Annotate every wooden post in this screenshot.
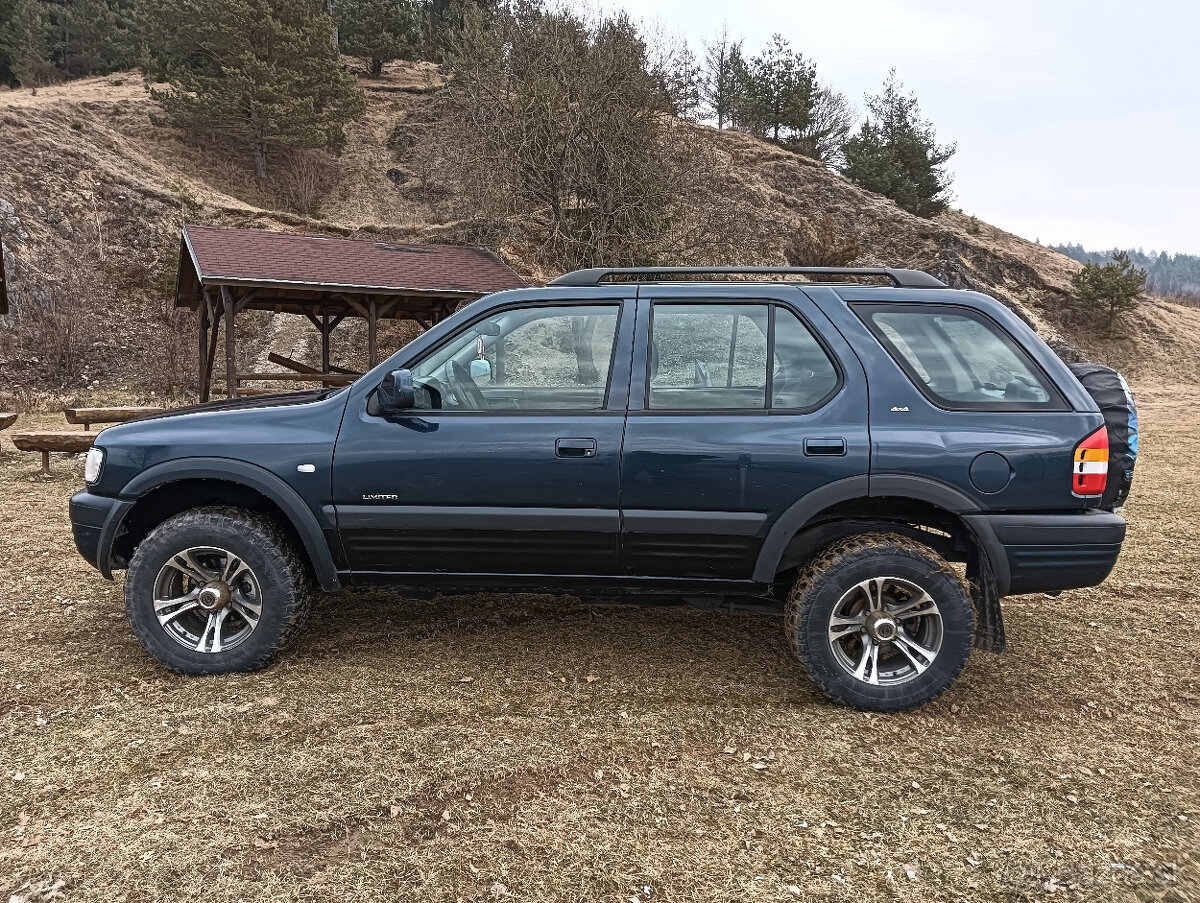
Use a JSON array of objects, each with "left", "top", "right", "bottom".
[
  {"left": 197, "top": 292, "right": 209, "bottom": 402},
  {"left": 221, "top": 286, "right": 237, "bottom": 399},
  {"left": 368, "top": 296, "right": 378, "bottom": 368},
  {"left": 322, "top": 312, "right": 331, "bottom": 387},
  {"left": 41, "top": 451, "right": 50, "bottom": 474}
]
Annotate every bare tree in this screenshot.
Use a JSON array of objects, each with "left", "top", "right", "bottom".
[
  {"left": 423, "top": 5, "right": 778, "bottom": 277},
  {"left": 788, "top": 84, "right": 854, "bottom": 167},
  {"left": 699, "top": 24, "right": 745, "bottom": 129}
]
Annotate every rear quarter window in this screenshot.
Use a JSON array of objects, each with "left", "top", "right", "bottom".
[{"left": 853, "top": 303, "right": 1068, "bottom": 412}]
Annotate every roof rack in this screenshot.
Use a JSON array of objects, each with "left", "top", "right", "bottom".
[{"left": 548, "top": 266, "right": 947, "bottom": 289}]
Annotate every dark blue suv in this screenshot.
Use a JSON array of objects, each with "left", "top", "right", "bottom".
[{"left": 69, "top": 267, "right": 1128, "bottom": 711}]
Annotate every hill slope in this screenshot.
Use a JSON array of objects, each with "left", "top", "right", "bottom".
[{"left": 1, "top": 66, "right": 1196, "bottom": 398}]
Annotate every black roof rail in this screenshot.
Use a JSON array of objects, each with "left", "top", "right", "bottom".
[{"left": 548, "top": 266, "right": 947, "bottom": 289}]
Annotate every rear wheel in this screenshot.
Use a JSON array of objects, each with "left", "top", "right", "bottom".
[
  {"left": 125, "top": 507, "right": 310, "bottom": 674},
  {"left": 785, "top": 533, "right": 974, "bottom": 711}
]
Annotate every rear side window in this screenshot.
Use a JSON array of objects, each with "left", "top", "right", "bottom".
[
  {"left": 647, "top": 303, "right": 841, "bottom": 411},
  {"left": 855, "top": 303, "right": 1067, "bottom": 411}
]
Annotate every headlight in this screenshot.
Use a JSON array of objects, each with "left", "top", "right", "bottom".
[{"left": 84, "top": 446, "right": 105, "bottom": 484}]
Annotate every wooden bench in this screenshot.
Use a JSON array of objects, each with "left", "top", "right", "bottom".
[
  {"left": 0, "top": 413, "right": 16, "bottom": 432},
  {"left": 11, "top": 431, "right": 101, "bottom": 474},
  {"left": 64, "top": 406, "right": 162, "bottom": 430}
]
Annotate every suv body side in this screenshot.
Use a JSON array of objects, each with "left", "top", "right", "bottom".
[{"left": 72, "top": 280, "right": 1125, "bottom": 602}]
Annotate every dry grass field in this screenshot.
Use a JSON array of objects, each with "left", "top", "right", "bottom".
[{"left": 1, "top": 389, "right": 1197, "bottom": 903}]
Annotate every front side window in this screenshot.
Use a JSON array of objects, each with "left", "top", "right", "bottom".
[
  {"left": 856, "top": 303, "right": 1065, "bottom": 410},
  {"left": 409, "top": 304, "right": 619, "bottom": 411},
  {"left": 647, "top": 303, "right": 840, "bottom": 411}
]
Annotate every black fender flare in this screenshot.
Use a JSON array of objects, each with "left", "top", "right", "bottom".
[
  {"left": 110, "top": 458, "right": 341, "bottom": 590},
  {"left": 751, "top": 473, "right": 986, "bottom": 583},
  {"left": 752, "top": 476, "right": 869, "bottom": 582}
]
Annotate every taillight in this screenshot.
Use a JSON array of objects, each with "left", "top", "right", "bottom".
[{"left": 1073, "top": 426, "right": 1109, "bottom": 497}]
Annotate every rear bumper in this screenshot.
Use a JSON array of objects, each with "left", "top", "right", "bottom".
[
  {"left": 964, "top": 510, "right": 1126, "bottom": 596},
  {"left": 70, "top": 490, "right": 132, "bottom": 579}
]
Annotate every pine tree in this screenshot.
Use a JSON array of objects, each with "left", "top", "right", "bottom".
[
  {"left": 739, "top": 34, "right": 815, "bottom": 142},
  {"left": 336, "top": 0, "right": 420, "bottom": 77},
  {"left": 0, "top": 0, "right": 53, "bottom": 86},
  {"left": 1070, "top": 250, "right": 1147, "bottom": 335},
  {"left": 149, "top": 0, "right": 365, "bottom": 180},
  {"left": 841, "top": 69, "right": 955, "bottom": 217},
  {"left": 55, "top": 0, "right": 126, "bottom": 76}
]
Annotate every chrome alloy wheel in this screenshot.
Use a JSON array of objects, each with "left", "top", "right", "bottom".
[
  {"left": 151, "top": 547, "right": 263, "bottom": 654},
  {"left": 827, "top": 576, "right": 944, "bottom": 686}
]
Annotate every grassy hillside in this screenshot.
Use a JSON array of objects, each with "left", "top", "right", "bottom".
[{"left": 1, "top": 64, "right": 1196, "bottom": 404}]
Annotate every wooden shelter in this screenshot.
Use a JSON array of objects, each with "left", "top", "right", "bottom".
[{"left": 176, "top": 225, "right": 527, "bottom": 400}]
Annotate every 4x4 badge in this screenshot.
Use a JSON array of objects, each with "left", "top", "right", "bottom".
[{"left": 890, "top": 406, "right": 910, "bottom": 412}]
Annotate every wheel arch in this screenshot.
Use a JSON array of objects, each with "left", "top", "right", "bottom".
[
  {"left": 755, "top": 474, "right": 1006, "bottom": 653},
  {"left": 107, "top": 459, "right": 341, "bottom": 590}
]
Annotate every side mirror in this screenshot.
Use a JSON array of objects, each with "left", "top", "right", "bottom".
[{"left": 378, "top": 369, "right": 416, "bottom": 412}]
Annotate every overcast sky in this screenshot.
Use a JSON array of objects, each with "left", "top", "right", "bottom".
[{"left": 581, "top": 0, "right": 1199, "bottom": 255}]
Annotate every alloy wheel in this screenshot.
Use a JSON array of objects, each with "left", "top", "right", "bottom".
[{"left": 826, "top": 576, "right": 944, "bottom": 686}]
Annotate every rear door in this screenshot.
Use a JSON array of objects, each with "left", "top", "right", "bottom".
[{"left": 618, "top": 285, "right": 870, "bottom": 580}]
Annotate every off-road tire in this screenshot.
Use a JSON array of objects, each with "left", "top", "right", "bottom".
[
  {"left": 125, "top": 506, "right": 311, "bottom": 675},
  {"left": 785, "top": 532, "right": 974, "bottom": 712}
]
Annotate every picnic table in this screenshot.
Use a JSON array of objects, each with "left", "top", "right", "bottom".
[{"left": 9, "top": 406, "right": 162, "bottom": 473}]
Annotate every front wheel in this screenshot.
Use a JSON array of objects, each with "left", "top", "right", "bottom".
[
  {"left": 125, "top": 507, "right": 310, "bottom": 675},
  {"left": 785, "top": 533, "right": 974, "bottom": 712}
]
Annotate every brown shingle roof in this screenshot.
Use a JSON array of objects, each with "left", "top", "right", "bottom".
[{"left": 182, "top": 225, "right": 526, "bottom": 295}]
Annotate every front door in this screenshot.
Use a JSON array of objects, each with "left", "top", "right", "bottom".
[
  {"left": 332, "top": 298, "right": 633, "bottom": 578},
  {"left": 619, "top": 287, "right": 870, "bottom": 580}
]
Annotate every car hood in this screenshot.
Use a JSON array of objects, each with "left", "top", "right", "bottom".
[{"left": 134, "top": 388, "right": 348, "bottom": 422}]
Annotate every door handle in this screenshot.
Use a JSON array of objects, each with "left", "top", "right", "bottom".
[
  {"left": 555, "top": 438, "right": 597, "bottom": 459},
  {"left": 804, "top": 437, "right": 846, "bottom": 456}
]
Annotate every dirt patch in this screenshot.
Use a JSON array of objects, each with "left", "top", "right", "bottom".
[{"left": 0, "top": 390, "right": 1197, "bottom": 902}]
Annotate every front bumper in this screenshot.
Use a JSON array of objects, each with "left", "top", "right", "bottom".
[
  {"left": 964, "top": 509, "right": 1127, "bottom": 596},
  {"left": 70, "top": 490, "right": 132, "bottom": 579}
]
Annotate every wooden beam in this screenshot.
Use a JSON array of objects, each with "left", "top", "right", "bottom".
[
  {"left": 203, "top": 292, "right": 220, "bottom": 402},
  {"left": 221, "top": 285, "right": 237, "bottom": 400},
  {"left": 64, "top": 407, "right": 162, "bottom": 428},
  {"left": 236, "top": 372, "right": 355, "bottom": 384},
  {"left": 0, "top": 413, "right": 17, "bottom": 431},
  {"left": 267, "top": 352, "right": 323, "bottom": 375},
  {"left": 334, "top": 294, "right": 371, "bottom": 318},
  {"left": 234, "top": 288, "right": 260, "bottom": 313},
  {"left": 375, "top": 297, "right": 402, "bottom": 319}
]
